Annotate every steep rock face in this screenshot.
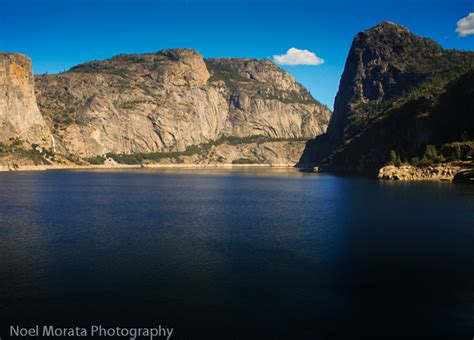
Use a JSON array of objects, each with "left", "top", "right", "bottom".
[
  {"left": 328, "top": 22, "right": 444, "bottom": 140},
  {"left": 206, "top": 58, "right": 330, "bottom": 138},
  {"left": 0, "top": 53, "right": 50, "bottom": 147},
  {"left": 35, "top": 49, "right": 331, "bottom": 158},
  {"left": 298, "top": 22, "right": 474, "bottom": 174}
]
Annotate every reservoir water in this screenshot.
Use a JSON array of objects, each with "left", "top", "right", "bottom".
[{"left": 0, "top": 169, "right": 473, "bottom": 338}]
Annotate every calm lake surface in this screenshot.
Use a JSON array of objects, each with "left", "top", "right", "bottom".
[{"left": 0, "top": 169, "right": 473, "bottom": 339}]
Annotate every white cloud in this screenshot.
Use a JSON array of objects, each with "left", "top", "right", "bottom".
[
  {"left": 273, "top": 48, "right": 324, "bottom": 66},
  {"left": 456, "top": 13, "right": 474, "bottom": 37}
]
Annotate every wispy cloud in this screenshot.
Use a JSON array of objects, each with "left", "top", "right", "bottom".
[
  {"left": 456, "top": 13, "right": 474, "bottom": 37},
  {"left": 273, "top": 48, "right": 324, "bottom": 66}
]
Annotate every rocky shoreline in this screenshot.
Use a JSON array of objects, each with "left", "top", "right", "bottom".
[{"left": 377, "top": 164, "right": 472, "bottom": 182}]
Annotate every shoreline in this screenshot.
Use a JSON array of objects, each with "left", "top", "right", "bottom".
[
  {"left": 0, "top": 162, "right": 297, "bottom": 173},
  {"left": 2, "top": 162, "right": 472, "bottom": 183}
]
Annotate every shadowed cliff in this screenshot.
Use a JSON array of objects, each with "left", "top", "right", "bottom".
[{"left": 298, "top": 22, "right": 474, "bottom": 175}]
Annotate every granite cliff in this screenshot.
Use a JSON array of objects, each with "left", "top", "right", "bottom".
[
  {"left": 0, "top": 53, "right": 55, "bottom": 169},
  {"left": 30, "top": 49, "right": 330, "bottom": 166},
  {"left": 0, "top": 53, "right": 50, "bottom": 147},
  {"left": 298, "top": 22, "right": 474, "bottom": 178}
]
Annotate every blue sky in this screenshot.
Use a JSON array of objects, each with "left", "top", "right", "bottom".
[{"left": 1, "top": 0, "right": 473, "bottom": 109}]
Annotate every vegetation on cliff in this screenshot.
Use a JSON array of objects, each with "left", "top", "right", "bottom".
[{"left": 0, "top": 138, "right": 55, "bottom": 165}]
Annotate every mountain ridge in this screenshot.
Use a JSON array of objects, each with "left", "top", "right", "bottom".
[{"left": 1, "top": 48, "right": 331, "bottom": 168}]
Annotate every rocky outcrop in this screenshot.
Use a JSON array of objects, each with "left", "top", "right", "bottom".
[
  {"left": 35, "top": 49, "right": 331, "bottom": 160},
  {"left": 298, "top": 22, "right": 474, "bottom": 176},
  {"left": 377, "top": 164, "right": 463, "bottom": 181},
  {"left": 327, "top": 22, "right": 444, "bottom": 141},
  {"left": 0, "top": 53, "right": 51, "bottom": 147}
]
